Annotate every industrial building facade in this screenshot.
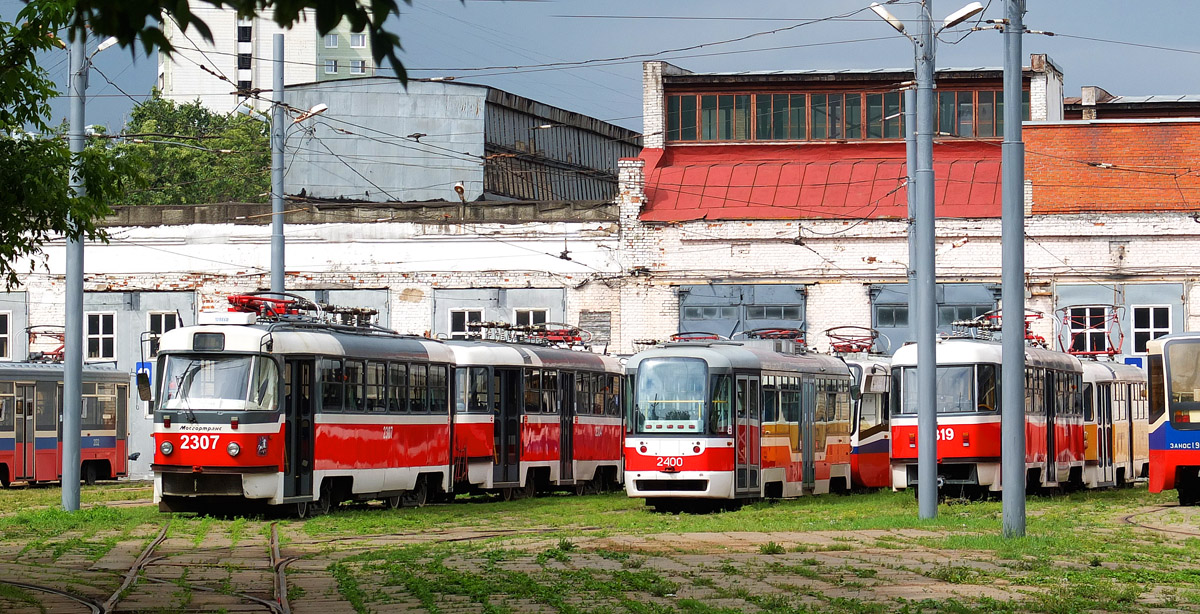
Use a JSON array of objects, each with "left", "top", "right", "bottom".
[{"left": 11, "top": 54, "right": 1200, "bottom": 478}]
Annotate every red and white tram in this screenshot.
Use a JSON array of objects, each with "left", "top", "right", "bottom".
[
  {"left": 445, "top": 340, "right": 623, "bottom": 498},
  {"left": 624, "top": 335, "right": 855, "bottom": 512},
  {"left": 151, "top": 296, "right": 623, "bottom": 515},
  {"left": 889, "top": 338, "right": 1086, "bottom": 496}
]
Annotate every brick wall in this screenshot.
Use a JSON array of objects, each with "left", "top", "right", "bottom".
[{"left": 1026, "top": 120, "right": 1200, "bottom": 214}]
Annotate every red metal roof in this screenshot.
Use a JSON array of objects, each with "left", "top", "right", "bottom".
[{"left": 639, "top": 142, "right": 1002, "bottom": 222}]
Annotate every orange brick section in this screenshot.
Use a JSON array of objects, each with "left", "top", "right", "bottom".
[{"left": 1025, "top": 121, "right": 1200, "bottom": 214}]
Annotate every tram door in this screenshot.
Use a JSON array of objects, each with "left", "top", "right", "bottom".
[
  {"left": 1045, "top": 373, "right": 1058, "bottom": 484},
  {"left": 14, "top": 384, "right": 35, "bottom": 481},
  {"left": 284, "top": 360, "right": 314, "bottom": 499},
  {"left": 801, "top": 379, "right": 816, "bottom": 491},
  {"left": 493, "top": 368, "right": 521, "bottom": 484},
  {"left": 734, "top": 375, "right": 761, "bottom": 496},
  {"left": 1097, "top": 384, "right": 1115, "bottom": 485},
  {"left": 560, "top": 372, "right": 574, "bottom": 482}
]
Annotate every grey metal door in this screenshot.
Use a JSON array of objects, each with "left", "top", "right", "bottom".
[
  {"left": 801, "top": 380, "right": 816, "bottom": 490},
  {"left": 493, "top": 369, "right": 521, "bottom": 483},
  {"left": 284, "top": 360, "right": 314, "bottom": 499},
  {"left": 560, "top": 372, "right": 574, "bottom": 482},
  {"left": 1097, "top": 384, "right": 1115, "bottom": 485},
  {"left": 15, "top": 385, "right": 33, "bottom": 480},
  {"left": 734, "top": 375, "right": 761, "bottom": 496}
]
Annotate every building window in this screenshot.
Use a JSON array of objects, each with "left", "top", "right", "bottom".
[
  {"left": 1067, "top": 306, "right": 1111, "bottom": 354},
  {"left": 746, "top": 306, "right": 802, "bottom": 320},
  {"left": 324, "top": 59, "right": 338, "bottom": 74},
  {"left": 149, "top": 312, "right": 179, "bottom": 357},
  {"left": 875, "top": 305, "right": 908, "bottom": 328},
  {"left": 325, "top": 33, "right": 339, "bottom": 48},
  {"left": 86, "top": 313, "right": 115, "bottom": 360},
  {"left": 937, "top": 304, "right": 991, "bottom": 326},
  {"left": 350, "top": 33, "right": 367, "bottom": 48},
  {"left": 682, "top": 306, "right": 737, "bottom": 320},
  {"left": 1132, "top": 305, "right": 1171, "bottom": 354},
  {"left": 450, "top": 309, "right": 482, "bottom": 340},
  {"left": 350, "top": 60, "right": 366, "bottom": 75},
  {"left": 237, "top": 26, "right": 252, "bottom": 42},
  {"left": 515, "top": 309, "right": 548, "bottom": 327},
  {"left": 236, "top": 80, "right": 252, "bottom": 96},
  {"left": 0, "top": 312, "right": 8, "bottom": 360},
  {"left": 237, "top": 53, "right": 251, "bottom": 70},
  {"left": 667, "top": 88, "right": 1028, "bottom": 143}
]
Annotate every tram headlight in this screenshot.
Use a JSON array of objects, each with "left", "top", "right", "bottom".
[
  {"left": 160, "top": 441, "right": 174, "bottom": 456},
  {"left": 227, "top": 441, "right": 241, "bottom": 457}
]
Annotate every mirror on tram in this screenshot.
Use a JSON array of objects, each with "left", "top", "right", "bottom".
[{"left": 136, "top": 372, "right": 152, "bottom": 402}]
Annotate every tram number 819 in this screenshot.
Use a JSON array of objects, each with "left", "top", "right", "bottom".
[{"left": 936, "top": 427, "right": 956, "bottom": 442}]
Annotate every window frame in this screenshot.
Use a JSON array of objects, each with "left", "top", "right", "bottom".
[
  {"left": 350, "top": 33, "right": 367, "bottom": 48},
  {"left": 325, "top": 33, "right": 339, "bottom": 48},
  {"left": 449, "top": 309, "right": 483, "bottom": 340},
  {"left": 349, "top": 60, "right": 366, "bottom": 75},
  {"left": 324, "top": 59, "right": 338, "bottom": 75},
  {"left": 1131, "top": 304, "right": 1172, "bottom": 355},
  {"left": 85, "top": 312, "right": 116, "bottom": 360},
  {"left": 0, "top": 311, "right": 10, "bottom": 361},
  {"left": 514, "top": 308, "right": 549, "bottom": 327},
  {"left": 1067, "top": 305, "right": 1112, "bottom": 355},
  {"left": 148, "top": 311, "right": 179, "bottom": 358}
]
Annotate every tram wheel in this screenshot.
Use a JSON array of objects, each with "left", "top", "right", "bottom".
[
  {"left": 386, "top": 494, "right": 403, "bottom": 510},
  {"left": 500, "top": 487, "right": 515, "bottom": 502},
  {"left": 402, "top": 480, "right": 428, "bottom": 508},
  {"left": 310, "top": 482, "right": 333, "bottom": 516},
  {"left": 83, "top": 463, "right": 98, "bottom": 486},
  {"left": 295, "top": 501, "right": 310, "bottom": 519}
]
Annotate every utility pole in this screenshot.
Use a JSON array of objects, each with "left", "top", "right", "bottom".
[
  {"left": 271, "top": 33, "right": 285, "bottom": 294},
  {"left": 63, "top": 30, "right": 86, "bottom": 511},
  {"left": 1000, "top": 0, "right": 1027, "bottom": 538},
  {"left": 905, "top": 86, "right": 917, "bottom": 355},
  {"left": 914, "top": 0, "right": 939, "bottom": 520}
]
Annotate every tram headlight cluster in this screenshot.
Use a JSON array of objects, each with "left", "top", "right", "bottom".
[
  {"left": 227, "top": 442, "right": 241, "bottom": 457},
  {"left": 160, "top": 441, "right": 174, "bottom": 456}
]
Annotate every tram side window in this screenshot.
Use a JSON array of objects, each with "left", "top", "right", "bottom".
[
  {"left": 409, "top": 364, "right": 428, "bottom": 413},
  {"left": 976, "top": 364, "right": 998, "bottom": 412},
  {"left": 762, "top": 377, "right": 779, "bottom": 422},
  {"left": 470, "top": 367, "right": 490, "bottom": 413},
  {"left": 606, "top": 375, "right": 621, "bottom": 416},
  {"left": 388, "top": 363, "right": 408, "bottom": 413},
  {"left": 1147, "top": 354, "right": 1166, "bottom": 423},
  {"left": 0, "top": 382, "right": 12, "bottom": 427},
  {"left": 320, "top": 359, "right": 344, "bottom": 412},
  {"left": 366, "top": 362, "right": 386, "bottom": 413},
  {"left": 82, "top": 383, "right": 117, "bottom": 430},
  {"left": 35, "top": 386, "right": 54, "bottom": 430},
  {"left": 1082, "top": 383, "right": 1094, "bottom": 421},
  {"left": 782, "top": 379, "right": 801, "bottom": 422},
  {"left": 589, "top": 373, "right": 603, "bottom": 414},
  {"left": 576, "top": 373, "right": 590, "bottom": 415},
  {"left": 429, "top": 365, "right": 448, "bottom": 414},
  {"left": 542, "top": 369, "right": 558, "bottom": 414},
  {"left": 523, "top": 369, "right": 541, "bottom": 413},
  {"left": 343, "top": 361, "right": 364, "bottom": 412}
]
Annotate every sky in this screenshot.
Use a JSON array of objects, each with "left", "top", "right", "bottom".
[{"left": 10, "top": 0, "right": 1200, "bottom": 133}]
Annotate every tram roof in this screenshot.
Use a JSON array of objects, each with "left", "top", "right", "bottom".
[
  {"left": 625, "top": 342, "right": 849, "bottom": 376},
  {"left": 891, "top": 338, "right": 1082, "bottom": 372},
  {"left": 158, "top": 323, "right": 455, "bottom": 363},
  {"left": 1080, "top": 360, "right": 1146, "bottom": 384},
  {"left": 0, "top": 361, "right": 127, "bottom": 381},
  {"left": 441, "top": 340, "right": 621, "bottom": 372},
  {"left": 1147, "top": 332, "right": 1200, "bottom": 356}
]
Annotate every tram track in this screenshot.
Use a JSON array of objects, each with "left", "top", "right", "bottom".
[{"left": 1120, "top": 504, "right": 1200, "bottom": 539}]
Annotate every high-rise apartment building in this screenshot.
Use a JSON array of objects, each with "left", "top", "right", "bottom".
[{"left": 157, "top": 7, "right": 374, "bottom": 114}]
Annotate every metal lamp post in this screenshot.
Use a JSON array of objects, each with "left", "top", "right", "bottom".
[
  {"left": 64, "top": 33, "right": 117, "bottom": 512},
  {"left": 870, "top": 0, "right": 983, "bottom": 520}
]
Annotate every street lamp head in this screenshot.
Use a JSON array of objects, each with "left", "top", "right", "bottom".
[
  {"left": 96, "top": 37, "right": 119, "bottom": 54},
  {"left": 869, "top": 2, "right": 907, "bottom": 35},
  {"left": 293, "top": 103, "right": 328, "bottom": 124},
  {"left": 942, "top": 2, "right": 985, "bottom": 30}
]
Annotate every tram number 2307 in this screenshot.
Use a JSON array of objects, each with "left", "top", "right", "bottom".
[
  {"left": 656, "top": 457, "right": 684, "bottom": 468},
  {"left": 179, "top": 434, "right": 222, "bottom": 450},
  {"left": 936, "top": 427, "right": 956, "bottom": 442}
]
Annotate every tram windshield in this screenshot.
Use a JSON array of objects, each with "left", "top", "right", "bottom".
[
  {"left": 1166, "top": 340, "right": 1200, "bottom": 429},
  {"left": 893, "top": 364, "right": 998, "bottom": 415},
  {"left": 633, "top": 357, "right": 732, "bottom": 436},
  {"left": 159, "top": 354, "right": 279, "bottom": 412}
]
